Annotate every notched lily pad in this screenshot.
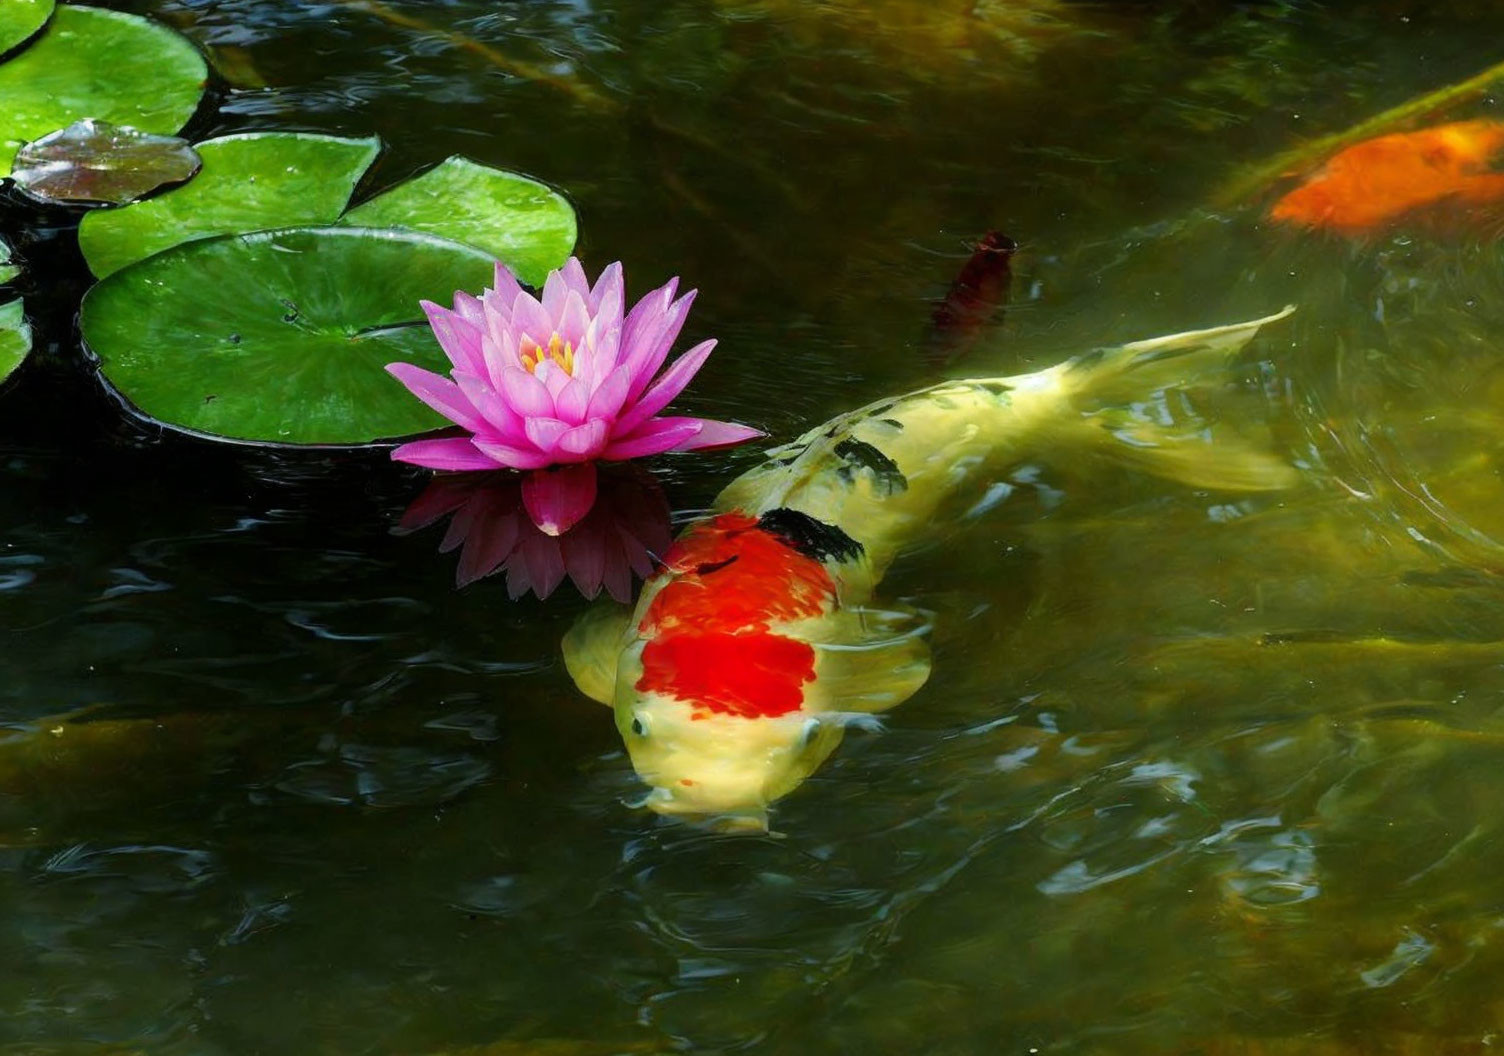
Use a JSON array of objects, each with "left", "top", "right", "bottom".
[
  {"left": 0, "top": 298, "right": 31, "bottom": 385},
  {"left": 79, "top": 131, "right": 381, "bottom": 279},
  {"left": 0, "top": 0, "right": 54, "bottom": 55},
  {"left": 11, "top": 119, "right": 200, "bottom": 204},
  {"left": 0, "top": 5, "right": 206, "bottom": 171},
  {"left": 79, "top": 226, "right": 498, "bottom": 446},
  {"left": 341, "top": 155, "right": 576, "bottom": 287}
]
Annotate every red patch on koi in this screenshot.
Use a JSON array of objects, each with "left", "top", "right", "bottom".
[
  {"left": 641, "top": 513, "right": 835, "bottom": 634},
  {"left": 639, "top": 631, "right": 816, "bottom": 719},
  {"left": 635, "top": 512, "right": 835, "bottom": 718}
]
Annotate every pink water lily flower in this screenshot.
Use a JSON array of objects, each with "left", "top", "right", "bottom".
[{"left": 387, "top": 257, "right": 763, "bottom": 535}]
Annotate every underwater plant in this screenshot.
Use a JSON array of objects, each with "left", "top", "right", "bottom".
[{"left": 387, "top": 257, "right": 763, "bottom": 535}]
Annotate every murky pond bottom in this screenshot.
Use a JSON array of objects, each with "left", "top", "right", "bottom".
[{"left": 9, "top": 1, "right": 1504, "bottom": 1052}]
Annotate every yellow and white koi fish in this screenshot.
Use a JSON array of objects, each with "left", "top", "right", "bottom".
[{"left": 564, "top": 307, "right": 1297, "bottom": 830}]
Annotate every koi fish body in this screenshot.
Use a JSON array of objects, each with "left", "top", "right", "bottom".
[{"left": 564, "top": 307, "right": 1298, "bottom": 830}]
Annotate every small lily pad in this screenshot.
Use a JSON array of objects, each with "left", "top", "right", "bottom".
[
  {"left": 0, "top": 0, "right": 53, "bottom": 55},
  {"left": 0, "top": 5, "right": 205, "bottom": 171},
  {"left": 0, "top": 238, "right": 17, "bottom": 284},
  {"left": 80, "top": 226, "right": 498, "bottom": 445},
  {"left": 79, "top": 132, "right": 381, "bottom": 278},
  {"left": 0, "top": 298, "right": 30, "bottom": 384},
  {"left": 340, "top": 155, "right": 576, "bottom": 287},
  {"left": 11, "top": 119, "right": 200, "bottom": 204}
]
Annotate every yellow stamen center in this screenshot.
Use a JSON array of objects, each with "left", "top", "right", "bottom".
[{"left": 520, "top": 332, "right": 575, "bottom": 376}]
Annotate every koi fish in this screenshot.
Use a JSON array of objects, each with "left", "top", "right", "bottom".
[
  {"left": 1269, "top": 119, "right": 1504, "bottom": 235},
  {"left": 564, "top": 307, "right": 1299, "bottom": 830}
]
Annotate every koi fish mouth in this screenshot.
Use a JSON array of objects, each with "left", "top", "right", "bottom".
[{"left": 634, "top": 785, "right": 772, "bottom": 834}]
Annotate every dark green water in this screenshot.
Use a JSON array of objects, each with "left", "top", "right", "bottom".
[{"left": 9, "top": 1, "right": 1504, "bottom": 1052}]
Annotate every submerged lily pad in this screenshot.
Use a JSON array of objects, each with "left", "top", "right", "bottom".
[
  {"left": 0, "top": 298, "right": 30, "bottom": 384},
  {"left": 11, "top": 119, "right": 200, "bottom": 204},
  {"left": 0, "top": 5, "right": 205, "bottom": 170},
  {"left": 0, "top": 0, "right": 53, "bottom": 55},
  {"left": 79, "top": 226, "right": 498, "bottom": 445},
  {"left": 79, "top": 132, "right": 381, "bottom": 278},
  {"left": 341, "top": 155, "right": 576, "bottom": 287}
]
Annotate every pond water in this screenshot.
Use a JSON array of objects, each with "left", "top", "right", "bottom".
[{"left": 7, "top": 1, "right": 1504, "bottom": 1052}]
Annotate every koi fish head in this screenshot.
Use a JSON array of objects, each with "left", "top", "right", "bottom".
[{"left": 614, "top": 673, "right": 848, "bottom": 831}]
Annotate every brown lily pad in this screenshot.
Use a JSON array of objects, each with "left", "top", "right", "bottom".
[{"left": 11, "top": 119, "right": 201, "bottom": 205}]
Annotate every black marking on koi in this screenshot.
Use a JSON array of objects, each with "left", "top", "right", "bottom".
[
  {"left": 833, "top": 438, "right": 907, "bottom": 495},
  {"left": 759, "top": 508, "right": 865, "bottom": 564},
  {"left": 694, "top": 556, "right": 739, "bottom": 576},
  {"left": 878, "top": 418, "right": 904, "bottom": 430}
]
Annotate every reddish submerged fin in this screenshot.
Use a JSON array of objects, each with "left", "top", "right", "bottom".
[{"left": 927, "top": 230, "right": 1016, "bottom": 364}]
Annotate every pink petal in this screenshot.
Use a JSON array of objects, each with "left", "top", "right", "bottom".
[
  {"left": 557, "top": 289, "right": 590, "bottom": 349},
  {"left": 471, "top": 438, "right": 555, "bottom": 470},
  {"left": 556, "top": 419, "right": 608, "bottom": 458},
  {"left": 522, "top": 463, "right": 598, "bottom": 536},
  {"left": 554, "top": 375, "right": 591, "bottom": 424},
  {"left": 560, "top": 257, "right": 592, "bottom": 300},
  {"left": 667, "top": 418, "right": 766, "bottom": 451},
  {"left": 511, "top": 292, "right": 555, "bottom": 346},
  {"left": 620, "top": 279, "right": 677, "bottom": 360},
  {"left": 480, "top": 330, "right": 520, "bottom": 390},
  {"left": 541, "top": 269, "right": 570, "bottom": 322},
  {"left": 623, "top": 290, "right": 697, "bottom": 402},
  {"left": 452, "top": 290, "right": 485, "bottom": 326},
  {"left": 577, "top": 322, "right": 620, "bottom": 387},
  {"left": 585, "top": 363, "right": 633, "bottom": 423},
  {"left": 421, "top": 300, "right": 486, "bottom": 376},
  {"left": 453, "top": 371, "right": 525, "bottom": 442},
  {"left": 490, "top": 262, "right": 524, "bottom": 307},
  {"left": 590, "top": 262, "right": 624, "bottom": 316},
  {"left": 390, "top": 437, "right": 503, "bottom": 471},
  {"left": 612, "top": 338, "right": 716, "bottom": 436},
  {"left": 499, "top": 366, "right": 555, "bottom": 420},
  {"left": 385, "top": 363, "right": 487, "bottom": 433},
  {"left": 601, "top": 418, "right": 702, "bottom": 460},
  {"left": 524, "top": 416, "right": 571, "bottom": 454}
]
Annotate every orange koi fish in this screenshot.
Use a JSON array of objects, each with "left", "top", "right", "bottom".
[
  {"left": 564, "top": 308, "right": 1298, "bottom": 830},
  {"left": 1269, "top": 119, "right": 1504, "bottom": 235}
]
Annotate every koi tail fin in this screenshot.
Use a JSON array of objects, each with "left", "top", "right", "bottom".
[{"left": 1048, "top": 305, "right": 1299, "bottom": 492}]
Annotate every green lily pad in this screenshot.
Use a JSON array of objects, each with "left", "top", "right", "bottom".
[
  {"left": 0, "top": 238, "right": 17, "bottom": 285},
  {"left": 0, "top": 5, "right": 205, "bottom": 171},
  {"left": 79, "top": 132, "right": 381, "bottom": 279},
  {"left": 11, "top": 119, "right": 200, "bottom": 205},
  {"left": 340, "top": 155, "right": 576, "bottom": 287},
  {"left": 0, "top": 298, "right": 30, "bottom": 385},
  {"left": 0, "top": 0, "right": 53, "bottom": 55},
  {"left": 79, "top": 226, "right": 498, "bottom": 446}
]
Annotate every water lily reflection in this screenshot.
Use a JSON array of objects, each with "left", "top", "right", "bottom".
[{"left": 396, "top": 463, "right": 672, "bottom": 602}]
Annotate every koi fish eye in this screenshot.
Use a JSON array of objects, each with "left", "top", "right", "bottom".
[
  {"left": 798, "top": 717, "right": 820, "bottom": 749},
  {"left": 630, "top": 714, "right": 649, "bottom": 738}
]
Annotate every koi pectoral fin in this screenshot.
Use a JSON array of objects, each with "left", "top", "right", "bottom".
[
  {"left": 562, "top": 599, "right": 634, "bottom": 706},
  {"left": 809, "top": 603, "right": 933, "bottom": 714}
]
